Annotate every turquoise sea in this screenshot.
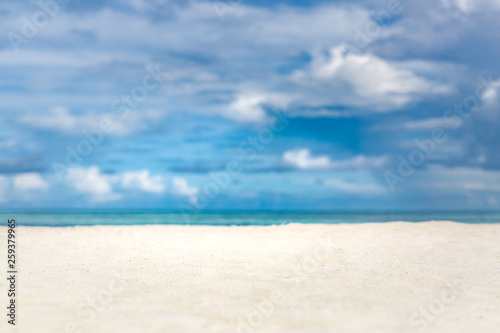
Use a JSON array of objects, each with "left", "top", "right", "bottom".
[{"left": 3, "top": 211, "right": 500, "bottom": 226}]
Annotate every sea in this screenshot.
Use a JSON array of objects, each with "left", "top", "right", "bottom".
[{"left": 3, "top": 211, "right": 500, "bottom": 227}]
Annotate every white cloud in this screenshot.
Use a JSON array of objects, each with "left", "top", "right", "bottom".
[
  {"left": 2, "top": 2, "right": 462, "bottom": 122},
  {"left": 222, "top": 92, "right": 289, "bottom": 123},
  {"left": 0, "top": 173, "right": 49, "bottom": 202},
  {"left": 225, "top": 94, "right": 268, "bottom": 123},
  {"left": 0, "top": 167, "right": 198, "bottom": 204},
  {"left": 2, "top": 2, "right": 368, "bottom": 65},
  {"left": 122, "top": 170, "right": 166, "bottom": 194},
  {"left": 441, "top": 0, "right": 475, "bottom": 12},
  {"left": 18, "top": 107, "right": 78, "bottom": 133},
  {"left": 1, "top": 2, "right": 377, "bottom": 121},
  {"left": 65, "top": 167, "right": 171, "bottom": 202},
  {"left": 440, "top": 0, "right": 500, "bottom": 13},
  {"left": 475, "top": 77, "right": 500, "bottom": 121},
  {"left": 480, "top": 77, "right": 500, "bottom": 103},
  {"left": 283, "top": 149, "right": 331, "bottom": 169},
  {"left": 402, "top": 117, "right": 458, "bottom": 130},
  {"left": 283, "top": 149, "right": 387, "bottom": 170},
  {"left": 66, "top": 166, "right": 120, "bottom": 203},
  {"left": 17, "top": 107, "right": 165, "bottom": 136},
  {"left": 172, "top": 177, "right": 199, "bottom": 204},
  {"left": 13, "top": 173, "right": 49, "bottom": 191},
  {"left": 293, "top": 45, "right": 449, "bottom": 110},
  {"left": 0, "top": 49, "right": 143, "bottom": 67}
]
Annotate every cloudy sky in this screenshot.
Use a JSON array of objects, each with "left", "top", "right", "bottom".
[{"left": 1, "top": 0, "right": 500, "bottom": 210}]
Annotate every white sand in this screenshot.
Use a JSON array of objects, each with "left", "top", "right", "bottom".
[{"left": 0, "top": 222, "right": 499, "bottom": 333}]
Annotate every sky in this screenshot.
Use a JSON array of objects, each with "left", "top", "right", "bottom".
[{"left": 1, "top": 0, "right": 500, "bottom": 210}]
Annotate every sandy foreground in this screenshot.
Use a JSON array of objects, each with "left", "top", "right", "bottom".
[{"left": 0, "top": 222, "right": 499, "bottom": 333}]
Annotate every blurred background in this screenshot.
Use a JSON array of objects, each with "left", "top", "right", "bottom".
[{"left": 1, "top": 0, "right": 500, "bottom": 211}]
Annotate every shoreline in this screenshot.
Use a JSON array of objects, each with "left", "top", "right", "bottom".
[{"left": 4, "top": 220, "right": 500, "bottom": 228}]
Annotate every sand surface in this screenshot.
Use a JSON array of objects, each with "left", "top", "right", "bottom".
[{"left": 0, "top": 222, "right": 499, "bottom": 333}]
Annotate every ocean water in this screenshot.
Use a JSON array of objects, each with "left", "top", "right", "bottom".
[{"left": 3, "top": 211, "right": 500, "bottom": 227}]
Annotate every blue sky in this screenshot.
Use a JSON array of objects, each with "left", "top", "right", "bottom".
[{"left": 1, "top": 0, "right": 500, "bottom": 210}]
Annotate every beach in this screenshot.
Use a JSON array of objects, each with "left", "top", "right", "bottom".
[{"left": 1, "top": 221, "right": 499, "bottom": 333}]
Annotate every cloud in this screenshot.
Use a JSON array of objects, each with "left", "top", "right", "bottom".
[
  {"left": 440, "top": 0, "right": 475, "bottom": 12},
  {"left": 224, "top": 93, "right": 268, "bottom": 123},
  {"left": 440, "top": 0, "right": 500, "bottom": 13},
  {"left": 0, "top": 172, "right": 49, "bottom": 202},
  {"left": 2, "top": 1, "right": 460, "bottom": 126},
  {"left": 221, "top": 92, "right": 289, "bottom": 123},
  {"left": 172, "top": 177, "right": 199, "bottom": 204},
  {"left": 0, "top": 165, "right": 199, "bottom": 205},
  {"left": 66, "top": 166, "right": 121, "bottom": 202},
  {"left": 121, "top": 170, "right": 166, "bottom": 194},
  {"left": 17, "top": 107, "right": 79, "bottom": 133},
  {"left": 292, "top": 45, "right": 450, "bottom": 111},
  {"left": 0, "top": 164, "right": 201, "bottom": 205},
  {"left": 13, "top": 173, "right": 49, "bottom": 191},
  {"left": 64, "top": 166, "right": 198, "bottom": 204},
  {"left": 402, "top": 117, "right": 458, "bottom": 130},
  {"left": 283, "top": 149, "right": 387, "bottom": 170},
  {"left": 0, "top": 49, "right": 137, "bottom": 67},
  {"left": 2, "top": 0, "right": 500, "bottom": 210},
  {"left": 283, "top": 149, "right": 331, "bottom": 169},
  {"left": 17, "top": 107, "right": 165, "bottom": 136},
  {"left": 1, "top": 2, "right": 374, "bottom": 122},
  {"left": 479, "top": 77, "right": 500, "bottom": 107},
  {"left": 1, "top": 2, "right": 368, "bottom": 65},
  {"left": 65, "top": 166, "right": 173, "bottom": 202}
]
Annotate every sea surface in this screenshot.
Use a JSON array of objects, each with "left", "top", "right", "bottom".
[{"left": 2, "top": 211, "right": 500, "bottom": 226}]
